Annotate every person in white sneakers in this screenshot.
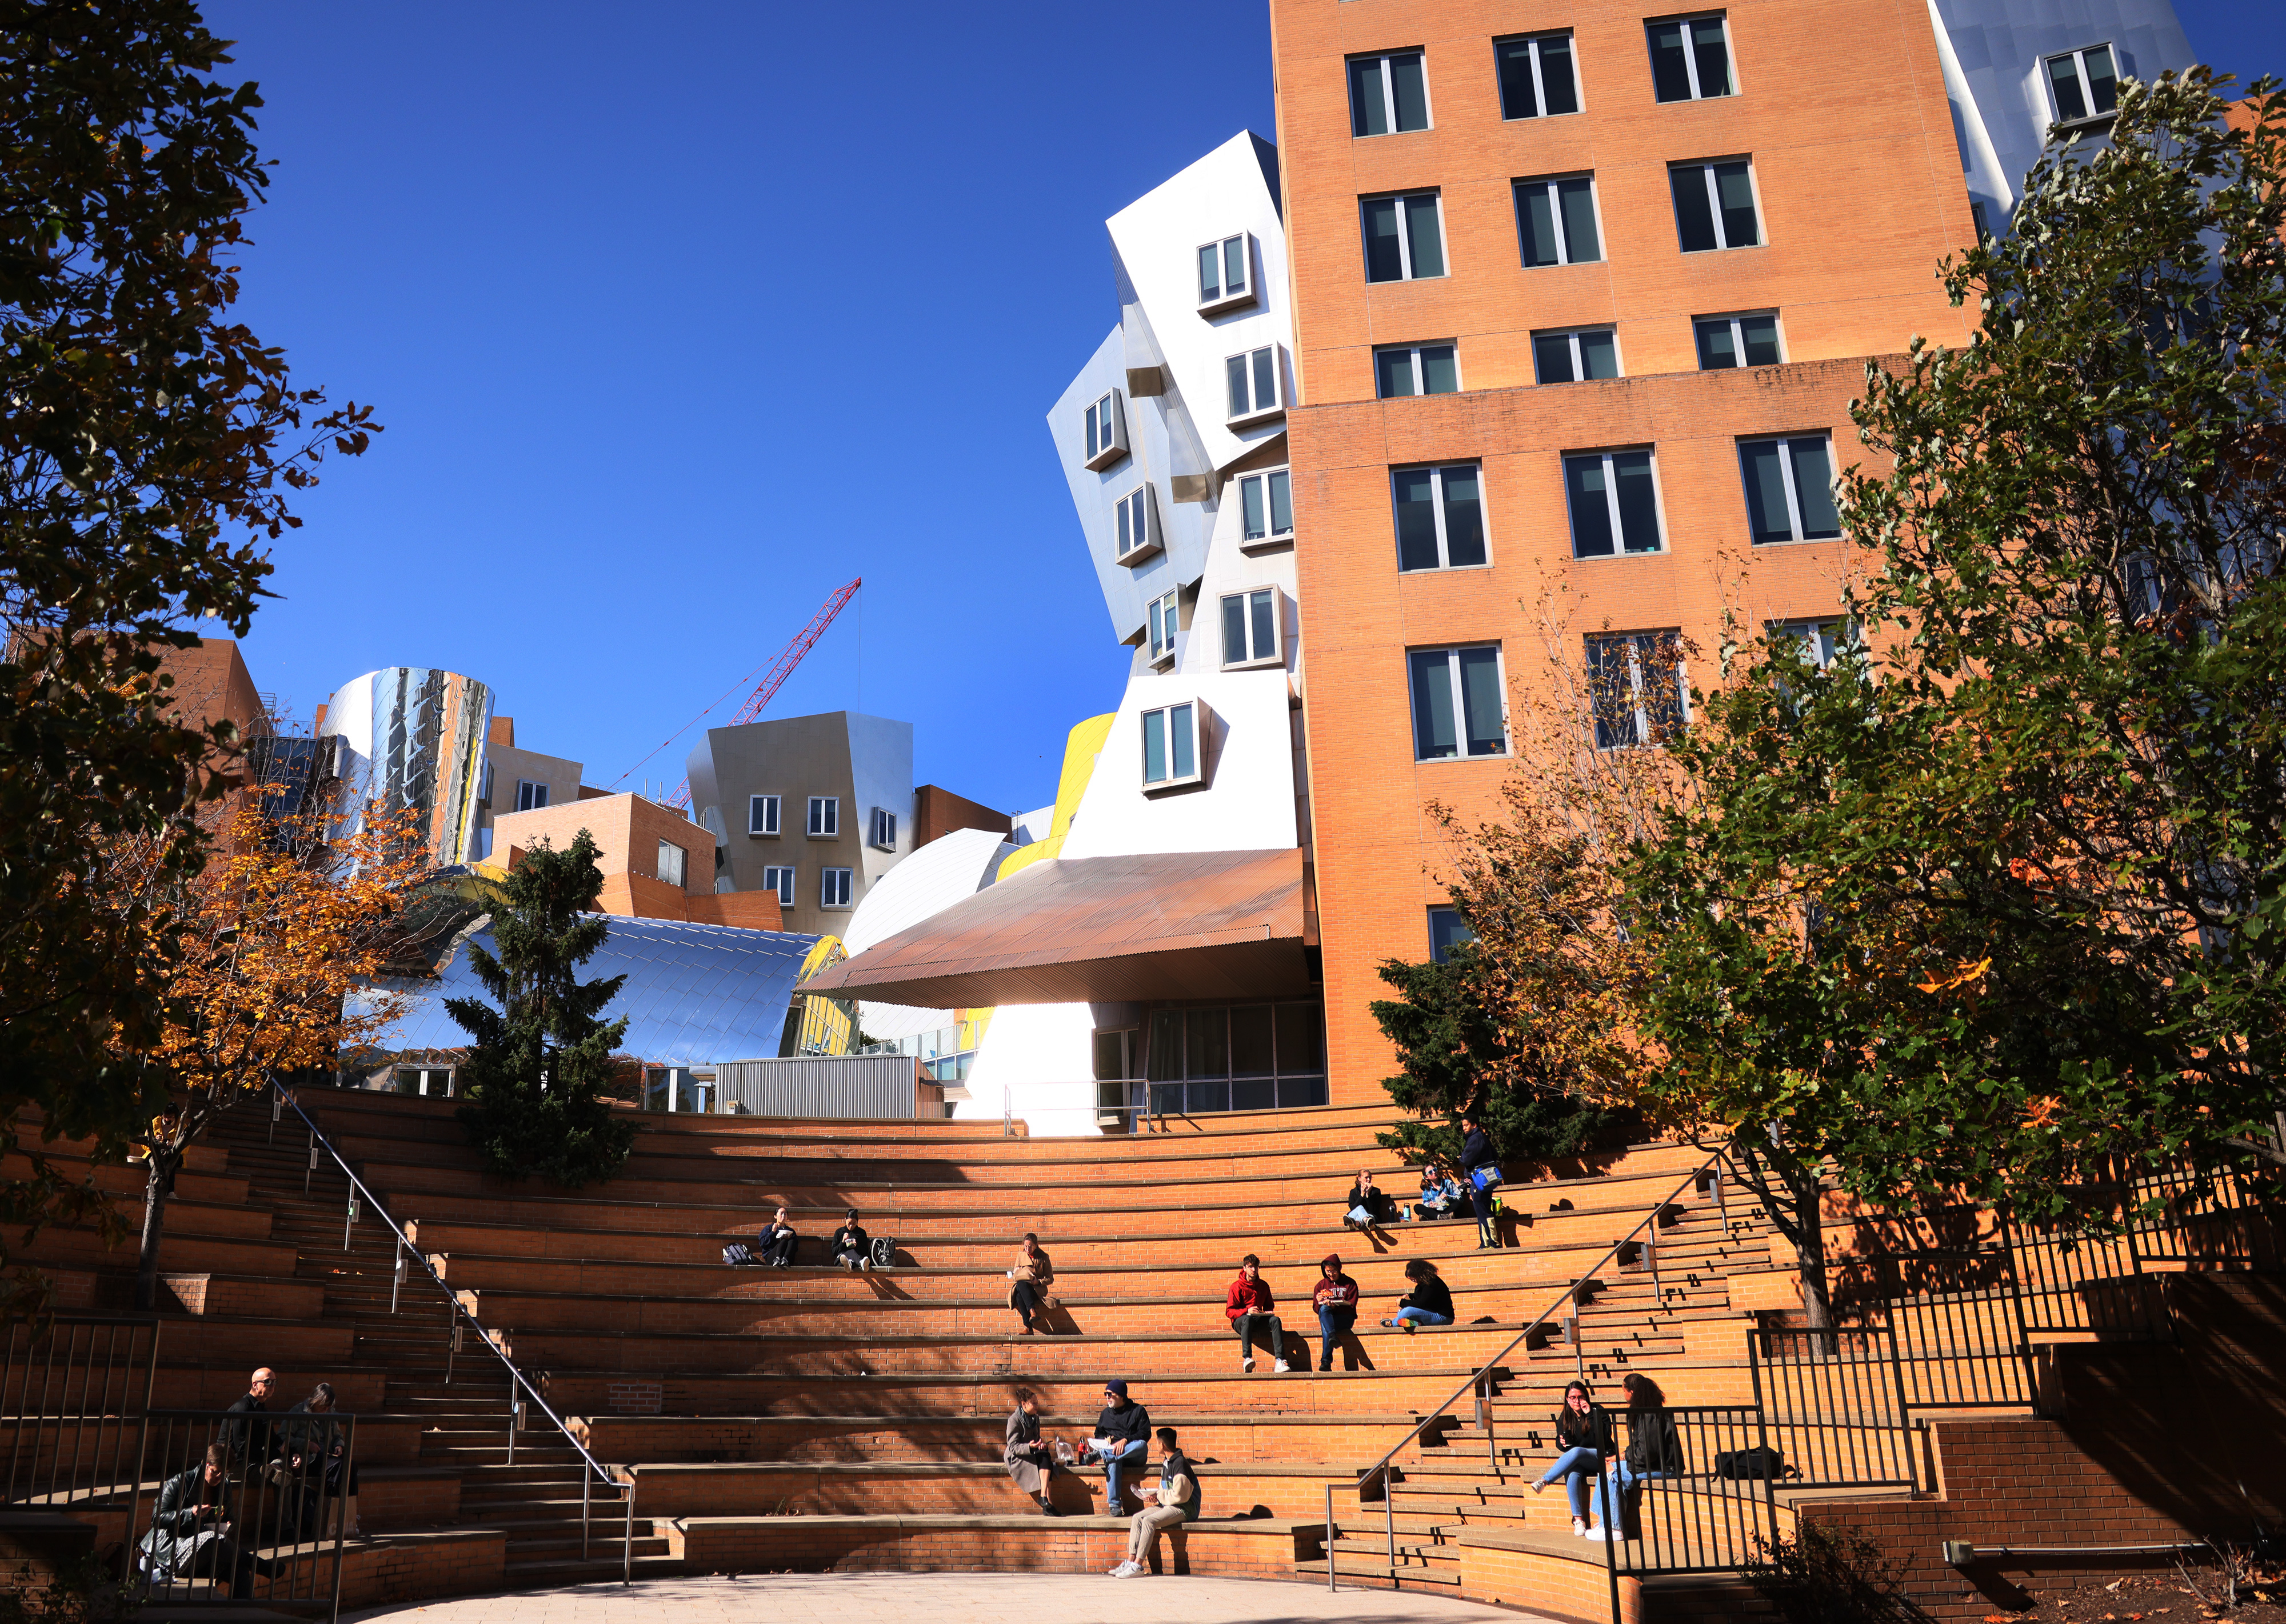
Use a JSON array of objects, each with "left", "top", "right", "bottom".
[
  {"left": 1108, "top": 1427, "right": 1199, "bottom": 1577},
  {"left": 1222, "top": 1255, "right": 1290, "bottom": 1374},
  {"left": 1526, "top": 1379, "right": 1617, "bottom": 1539}
]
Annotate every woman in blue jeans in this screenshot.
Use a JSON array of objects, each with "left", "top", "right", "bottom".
[
  {"left": 1529, "top": 1379, "right": 1617, "bottom": 1537},
  {"left": 1380, "top": 1259, "right": 1454, "bottom": 1330}
]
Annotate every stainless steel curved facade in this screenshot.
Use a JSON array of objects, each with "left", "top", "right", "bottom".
[{"left": 321, "top": 667, "right": 494, "bottom": 866}]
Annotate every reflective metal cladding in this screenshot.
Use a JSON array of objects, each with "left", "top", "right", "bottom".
[{"left": 322, "top": 667, "right": 494, "bottom": 866}]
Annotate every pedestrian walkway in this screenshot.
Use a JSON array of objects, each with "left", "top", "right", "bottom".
[{"left": 344, "top": 1571, "right": 1564, "bottom": 1624}]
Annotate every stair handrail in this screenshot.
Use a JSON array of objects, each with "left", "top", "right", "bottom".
[
  {"left": 270, "top": 1081, "right": 636, "bottom": 1581},
  {"left": 1326, "top": 1145, "right": 1731, "bottom": 1594}
]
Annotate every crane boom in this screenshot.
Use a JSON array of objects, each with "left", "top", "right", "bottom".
[{"left": 665, "top": 577, "right": 860, "bottom": 811}]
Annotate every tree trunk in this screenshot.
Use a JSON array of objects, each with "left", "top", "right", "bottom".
[
  {"left": 133, "top": 1150, "right": 177, "bottom": 1313},
  {"left": 1793, "top": 1173, "right": 1835, "bottom": 1346}
]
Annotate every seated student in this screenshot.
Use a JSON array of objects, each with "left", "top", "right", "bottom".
[
  {"left": 1224, "top": 1254, "right": 1290, "bottom": 1374},
  {"left": 1380, "top": 1258, "right": 1455, "bottom": 1331},
  {"left": 139, "top": 1442, "right": 281, "bottom": 1597},
  {"left": 757, "top": 1207, "right": 800, "bottom": 1267},
  {"left": 1081, "top": 1379, "right": 1152, "bottom": 1512},
  {"left": 1528, "top": 1379, "right": 1618, "bottom": 1539},
  {"left": 1108, "top": 1427, "right": 1200, "bottom": 1578},
  {"left": 1007, "top": 1232, "right": 1055, "bottom": 1334},
  {"left": 1614, "top": 1372, "right": 1684, "bottom": 1531},
  {"left": 1412, "top": 1161, "right": 1465, "bottom": 1222},
  {"left": 221, "top": 1367, "right": 275, "bottom": 1471},
  {"left": 1342, "top": 1169, "right": 1398, "bottom": 1231},
  {"left": 1002, "top": 1388, "right": 1062, "bottom": 1515},
  {"left": 1310, "top": 1254, "right": 1359, "bottom": 1372},
  {"left": 831, "top": 1209, "right": 871, "bottom": 1271},
  {"left": 277, "top": 1381, "right": 360, "bottom": 1539}
]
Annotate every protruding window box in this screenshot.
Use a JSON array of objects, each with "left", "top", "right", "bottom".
[
  {"left": 1113, "top": 483, "right": 1164, "bottom": 566},
  {"left": 1141, "top": 699, "right": 1210, "bottom": 793},
  {"left": 1197, "top": 233, "right": 1256, "bottom": 315},
  {"left": 1083, "top": 390, "right": 1128, "bottom": 471},
  {"left": 1225, "top": 345, "right": 1285, "bottom": 427}
]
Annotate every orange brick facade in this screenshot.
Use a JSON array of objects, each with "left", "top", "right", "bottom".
[{"left": 1269, "top": 0, "right": 1981, "bottom": 1099}]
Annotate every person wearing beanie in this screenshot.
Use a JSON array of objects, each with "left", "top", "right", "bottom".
[
  {"left": 1310, "top": 1255, "right": 1360, "bottom": 1371},
  {"left": 1084, "top": 1380, "right": 1152, "bottom": 1511}
]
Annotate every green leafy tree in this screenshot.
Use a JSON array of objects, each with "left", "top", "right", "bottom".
[
  {"left": 451, "top": 832, "right": 637, "bottom": 1186},
  {"left": 0, "top": 1, "right": 376, "bottom": 1319}
]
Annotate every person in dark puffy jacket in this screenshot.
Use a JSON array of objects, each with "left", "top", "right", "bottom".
[
  {"left": 1614, "top": 1372, "right": 1684, "bottom": 1531},
  {"left": 1458, "top": 1114, "right": 1501, "bottom": 1248}
]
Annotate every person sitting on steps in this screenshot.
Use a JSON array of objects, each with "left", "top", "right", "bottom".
[
  {"left": 1381, "top": 1258, "right": 1454, "bottom": 1330},
  {"left": 1007, "top": 1231, "right": 1055, "bottom": 1333},
  {"left": 139, "top": 1441, "right": 282, "bottom": 1598},
  {"left": 1224, "top": 1254, "right": 1290, "bottom": 1373},
  {"left": 1342, "top": 1168, "right": 1397, "bottom": 1230},
  {"left": 831, "top": 1208, "right": 871, "bottom": 1271},
  {"left": 1311, "top": 1254, "right": 1359, "bottom": 1371},
  {"left": 1411, "top": 1160, "right": 1465, "bottom": 1222},
  {"left": 1528, "top": 1378, "right": 1619, "bottom": 1539},
  {"left": 276, "top": 1381, "right": 360, "bottom": 1539},
  {"left": 1108, "top": 1427, "right": 1201, "bottom": 1578},
  {"left": 1081, "top": 1379, "right": 1152, "bottom": 1512},
  {"left": 1002, "top": 1387, "right": 1063, "bottom": 1515},
  {"left": 1614, "top": 1371, "right": 1684, "bottom": 1536},
  {"left": 757, "top": 1207, "right": 800, "bottom": 1267}
]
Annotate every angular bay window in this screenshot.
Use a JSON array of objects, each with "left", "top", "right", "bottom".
[
  {"left": 1082, "top": 389, "right": 1127, "bottom": 470},
  {"left": 1428, "top": 906, "right": 1474, "bottom": 963},
  {"left": 1564, "top": 449, "right": 1664, "bottom": 557},
  {"left": 1672, "top": 159, "right": 1761, "bottom": 252},
  {"left": 1146, "top": 589, "right": 1180, "bottom": 666},
  {"left": 1237, "top": 469, "right": 1293, "bottom": 547},
  {"left": 1649, "top": 15, "right": 1733, "bottom": 102},
  {"left": 1362, "top": 190, "right": 1446, "bottom": 282},
  {"left": 1349, "top": 50, "right": 1430, "bottom": 135},
  {"left": 1393, "top": 462, "right": 1486, "bottom": 571},
  {"left": 1496, "top": 32, "right": 1579, "bottom": 119},
  {"left": 1694, "top": 310, "right": 1783, "bottom": 369},
  {"left": 869, "top": 806, "right": 897, "bottom": 851},
  {"left": 1516, "top": 174, "right": 1602, "bottom": 267},
  {"left": 1586, "top": 631, "right": 1688, "bottom": 749},
  {"left": 1114, "top": 483, "right": 1162, "bottom": 564},
  {"left": 1141, "top": 701, "right": 1205, "bottom": 790},
  {"left": 657, "top": 839, "right": 688, "bottom": 889},
  {"left": 1225, "top": 344, "right": 1283, "bottom": 422},
  {"left": 1220, "top": 587, "right": 1280, "bottom": 668},
  {"left": 2045, "top": 43, "right": 2119, "bottom": 124},
  {"left": 1739, "top": 434, "right": 1841, "bottom": 544},
  {"left": 1532, "top": 326, "right": 1620, "bottom": 383},
  {"left": 1198, "top": 233, "right": 1254, "bottom": 313},
  {"left": 1408, "top": 645, "right": 1507, "bottom": 761},
  {"left": 1374, "top": 342, "right": 1460, "bottom": 398}
]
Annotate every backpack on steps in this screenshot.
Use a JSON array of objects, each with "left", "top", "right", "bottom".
[
  {"left": 1714, "top": 1446, "right": 1792, "bottom": 1481},
  {"left": 722, "top": 1242, "right": 758, "bottom": 1266}
]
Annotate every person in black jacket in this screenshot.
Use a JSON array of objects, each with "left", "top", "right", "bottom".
[
  {"left": 1528, "top": 1379, "right": 1618, "bottom": 1538},
  {"left": 221, "top": 1367, "right": 274, "bottom": 1470},
  {"left": 831, "top": 1209, "right": 871, "bottom": 1271},
  {"left": 1341, "top": 1169, "right": 1397, "bottom": 1230},
  {"left": 1081, "top": 1379, "right": 1152, "bottom": 1511},
  {"left": 139, "top": 1442, "right": 279, "bottom": 1597},
  {"left": 757, "top": 1207, "right": 800, "bottom": 1267},
  {"left": 277, "top": 1381, "right": 359, "bottom": 1539},
  {"left": 1458, "top": 1113, "right": 1501, "bottom": 1249},
  {"left": 1381, "top": 1258, "right": 1454, "bottom": 1330},
  {"left": 1614, "top": 1372, "right": 1683, "bottom": 1534}
]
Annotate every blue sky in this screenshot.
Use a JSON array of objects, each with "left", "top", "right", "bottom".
[{"left": 210, "top": 1, "right": 2281, "bottom": 817}]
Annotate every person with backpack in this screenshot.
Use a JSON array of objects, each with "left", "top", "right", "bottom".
[
  {"left": 831, "top": 1209, "right": 871, "bottom": 1271},
  {"left": 1107, "top": 1427, "right": 1200, "bottom": 1577},
  {"left": 1528, "top": 1379, "right": 1618, "bottom": 1539},
  {"left": 1310, "top": 1254, "right": 1360, "bottom": 1371},
  {"left": 1381, "top": 1258, "right": 1454, "bottom": 1330},
  {"left": 1224, "top": 1254, "right": 1290, "bottom": 1373},
  {"left": 1458, "top": 1113, "right": 1502, "bottom": 1248}
]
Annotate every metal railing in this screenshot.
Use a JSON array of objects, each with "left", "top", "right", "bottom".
[
  {"left": 1600, "top": 1406, "right": 1784, "bottom": 1587},
  {"left": 129, "top": 1407, "right": 353, "bottom": 1619},
  {"left": 273, "top": 1082, "right": 636, "bottom": 1577},
  {"left": 1324, "top": 1147, "right": 1727, "bottom": 1594},
  {"left": 3, "top": 1313, "right": 158, "bottom": 1510},
  {"left": 1748, "top": 1324, "right": 1919, "bottom": 1491}
]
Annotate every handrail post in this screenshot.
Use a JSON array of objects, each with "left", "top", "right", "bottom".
[
  {"left": 1482, "top": 1373, "right": 1496, "bottom": 1467},
  {"left": 583, "top": 1471, "right": 592, "bottom": 1560},
  {"left": 1325, "top": 1481, "right": 1336, "bottom": 1591},
  {"left": 1385, "top": 1465, "right": 1396, "bottom": 1593},
  {"left": 343, "top": 1189, "right": 358, "bottom": 1251},
  {"left": 624, "top": 1478, "right": 635, "bottom": 1583},
  {"left": 391, "top": 1241, "right": 405, "bottom": 1315},
  {"left": 1648, "top": 1223, "right": 1661, "bottom": 1307},
  {"left": 305, "top": 1130, "right": 317, "bottom": 1194}
]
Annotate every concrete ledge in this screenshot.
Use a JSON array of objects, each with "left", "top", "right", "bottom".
[{"left": 669, "top": 1513, "right": 1324, "bottom": 1580}]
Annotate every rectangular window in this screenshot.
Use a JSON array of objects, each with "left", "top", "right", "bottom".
[
  {"left": 870, "top": 806, "right": 897, "bottom": 851},
  {"left": 1496, "top": 32, "right": 1579, "bottom": 120},
  {"left": 657, "top": 839, "right": 687, "bottom": 889},
  {"left": 807, "top": 795, "right": 838, "bottom": 837},
  {"left": 1515, "top": 174, "right": 1602, "bottom": 267},
  {"left": 1197, "top": 233, "right": 1254, "bottom": 312},
  {"left": 1082, "top": 389, "right": 1127, "bottom": 469},
  {"left": 2045, "top": 43, "right": 2119, "bottom": 123},
  {"left": 1145, "top": 1001, "right": 1326, "bottom": 1115},
  {"left": 821, "top": 867, "right": 853, "bottom": 909},
  {"left": 1140, "top": 701, "right": 1204, "bottom": 790},
  {"left": 1564, "top": 449, "right": 1664, "bottom": 557},
  {"left": 762, "top": 865, "right": 796, "bottom": 907},
  {"left": 1649, "top": 14, "right": 1734, "bottom": 102},
  {"left": 1772, "top": 617, "right": 1853, "bottom": 670},
  {"left": 1672, "top": 159, "right": 1760, "bottom": 252},
  {"left": 1531, "top": 326, "right": 1621, "bottom": 383},
  {"left": 1237, "top": 469, "right": 1293, "bottom": 547},
  {"left": 1225, "top": 345, "right": 1282, "bottom": 422},
  {"left": 1429, "top": 906, "right": 1474, "bottom": 963},
  {"left": 1220, "top": 587, "right": 1280, "bottom": 667},
  {"left": 1694, "top": 311, "right": 1783, "bottom": 369},
  {"left": 481, "top": 761, "right": 494, "bottom": 803},
  {"left": 1361, "top": 190, "right": 1446, "bottom": 282},
  {"left": 748, "top": 793, "right": 780, "bottom": 837},
  {"left": 515, "top": 779, "right": 549, "bottom": 813},
  {"left": 1373, "top": 342, "right": 1460, "bottom": 398},
  {"left": 1586, "top": 631, "right": 1688, "bottom": 749},
  {"left": 1408, "top": 645, "right": 1507, "bottom": 761},
  {"left": 1349, "top": 50, "right": 1431, "bottom": 135},
  {"left": 1146, "top": 589, "right": 1180, "bottom": 665},
  {"left": 1739, "top": 434, "right": 1842, "bottom": 544},
  {"left": 1113, "top": 483, "right": 1162, "bottom": 563},
  {"left": 1392, "top": 462, "right": 1486, "bottom": 572}
]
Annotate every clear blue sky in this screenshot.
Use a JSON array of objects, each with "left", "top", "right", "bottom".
[{"left": 209, "top": 1, "right": 2281, "bottom": 817}]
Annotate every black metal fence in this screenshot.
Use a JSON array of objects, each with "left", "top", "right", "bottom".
[
  {"left": 2, "top": 1314, "right": 158, "bottom": 1508},
  {"left": 1747, "top": 1326, "right": 1918, "bottom": 1491},
  {"left": 1600, "top": 1406, "right": 1784, "bottom": 1577},
  {"left": 130, "top": 1408, "right": 352, "bottom": 1619}
]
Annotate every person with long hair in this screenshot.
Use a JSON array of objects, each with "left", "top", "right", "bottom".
[
  {"left": 1614, "top": 1371, "right": 1683, "bottom": 1531},
  {"left": 1381, "top": 1258, "right": 1454, "bottom": 1330},
  {"left": 1528, "top": 1379, "right": 1617, "bottom": 1538}
]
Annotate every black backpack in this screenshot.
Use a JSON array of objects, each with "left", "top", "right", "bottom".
[{"left": 1715, "top": 1445, "right": 1792, "bottom": 1481}]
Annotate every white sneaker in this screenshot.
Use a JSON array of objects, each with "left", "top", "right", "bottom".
[
  {"left": 1274, "top": 1360, "right": 1292, "bottom": 1373},
  {"left": 1571, "top": 1519, "right": 1589, "bottom": 1537},
  {"left": 1110, "top": 1561, "right": 1143, "bottom": 1578},
  {"left": 1242, "top": 1357, "right": 1255, "bottom": 1373},
  {"left": 1586, "top": 1524, "right": 1617, "bottom": 1541}
]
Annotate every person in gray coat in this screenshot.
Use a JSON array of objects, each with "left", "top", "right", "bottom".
[
  {"left": 1002, "top": 1388, "right": 1062, "bottom": 1514},
  {"left": 140, "top": 1443, "right": 277, "bottom": 1597}
]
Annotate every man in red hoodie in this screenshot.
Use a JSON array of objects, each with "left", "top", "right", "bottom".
[{"left": 1224, "top": 1255, "right": 1289, "bottom": 1373}]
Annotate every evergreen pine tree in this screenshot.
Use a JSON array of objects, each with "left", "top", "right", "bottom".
[{"left": 450, "top": 831, "right": 637, "bottom": 1185}]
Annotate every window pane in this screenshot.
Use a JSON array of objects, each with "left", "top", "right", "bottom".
[
  {"left": 1148, "top": 1008, "right": 1184, "bottom": 1081},
  {"left": 1364, "top": 198, "right": 1405, "bottom": 282},
  {"left": 1225, "top": 237, "right": 1247, "bottom": 294},
  {"left": 1199, "top": 242, "right": 1221, "bottom": 302},
  {"left": 1566, "top": 454, "right": 1616, "bottom": 557},
  {"left": 1533, "top": 331, "right": 1577, "bottom": 383},
  {"left": 1578, "top": 330, "right": 1620, "bottom": 379},
  {"left": 1650, "top": 21, "right": 1693, "bottom": 101},
  {"left": 1143, "top": 709, "right": 1167, "bottom": 782},
  {"left": 1440, "top": 465, "right": 1485, "bottom": 567},
  {"left": 1740, "top": 441, "right": 1793, "bottom": 543},
  {"left": 1226, "top": 354, "right": 1249, "bottom": 417},
  {"left": 1170, "top": 703, "right": 1196, "bottom": 779},
  {"left": 1241, "top": 474, "right": 1266, "bottom": 539},
  {"left": 2085, "top": 46, "right": 2118, "bottom": 114},
  {"left": 1714, "top": 162, "right": 1758, "bottom": 247},
  {"left": 2047, "top": 54, "right": 2088, "bottom": 122},
  {"left": 1403, "top": 194, "right": 1444, "bottom": 277},
  {"left": 1641, "top": 637, "right": 1686, "bottom": 739},
  {"left": 1788, "top": 438, "right": 1841, "bottom": 538},
  {"left": 1274, "top": 1002, "right": 1324, "bottom": 1075},
  {"left": 1394, "top": 467, "right": 1444, "bottom": 571},
  {"left": 1268, "top": 470, "right": 1292, "bottom": 535},
  {"left": 1558, "top": 178, "right": 1601, "bottom": 262},
  {"left": 1428, "top": 906, "right": 1474, "bottom": 963},
  {"left": 1250, "top": 590, "right": 1277, "bottom": 660},
  {"left": 1149, "top": 1082, "right": 1184, "bottom": 1115},
  {"left": 1694, "top": 318, "right": 1738, "bottom": 370},
  {"left": 1116, "top": 495, "right": 1132, "bottom": 555},
  {"left": 1252, "top": 346, "right": 1276, "bottom": 409},
  {"left": 1186, "top": 1007, "right": 1228, "bottom": 1079},
  {"left": 1389, "top": 53, "right": 1429, "bottom": 130},
  {"left": 1540, "top": 35, "right": 1578, "bottom": 114},
  {"left": 1222, "top": 594, "right": 1247, "bottom": 665},
  {"left": 1519, "top": 183, "right": 1559, "bottom": 267},
  {"left": 1350, "top": 56, "right": 1389, "bottom": 135},
  {"left": 1613, "top": 451, "right": 1661, "bottom": 551},
  {"left": 1085, "top": 401, "right": 1100, "bottom": 458},
  {"left": 1692, "top": 19, "right": 1732, "bottom": 95},
  {"left": 1231, "top": 1077, "right": 1276, "bottom": 1111},
  {"left": 1740, "top": 313, "right": 1783, "bottom": 365},
  {"left": 1418, "top": 344, "right": 1458, "bottom": 394},
  {"left": 1186, "top": 1080, "right": 1230, "bottom": 1115},
  {"left": 1230, "top": 1005, "right": 1275, "bottom": 1077},
  {"left": 1459, "top": 647, "right": 1505, "bottom": 755},
  {"left": 1410, "top": 650, "right": 1458, "bottom": 758},
  {"left": 1496, "top": 38, "right": 1540, "bottom": 118},
  {"left": 1278, "top": 1075, "right": 1329, "bottom": 1108},
  {"left": 1673, "top": 166, "right": 1719, "bottom": 252},
  {"left": 1586, "top": 637, "right": 1638, "bottom": 749},
  {"left": 1376, "top": 347, "right": 1416, "bottom": 398}
]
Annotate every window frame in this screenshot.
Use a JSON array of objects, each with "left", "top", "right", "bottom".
[
  {"left": 1197, "top": 232, "right": 1256, "bottom": 314},
  {"left": 1530, "top": 325, "right": 1622, "bottom": 384},
  {"left": 1407, "top": 643, "right": 1510, "bottom": 762},
  {"left": 1647, "top": 13, "right": 1736, "bottom": 102},
  {"left": 657, "top": 839, "right": 688, "bottom": 890},
  {"left": 1360, "top": 190, "right": 1448, "bottom": 283},
  {"left": 1514, "top": 172, "right": 1604, "bottom": 267},
  {"left": 1219, "top": 586, "right": 1282, "bottom": 670},
  {"left": 515, "top": 779, "right": 549, "bottom": 813},
  {"left": 2043, "top": 42, "right": 2120, "bottom": 125},
  {"left": 1771, "top": 616, "right": 1855, "bottom": 671},
  {"left": 1693, "top": 310, "right": 1784, "bottom": 370},
  {"left": 1670, "top": 158, "right": 1763, "bottom": 253},
  {"left": 1140, "top": 699, "right": 1208, "bottom": 792},
  {"left": 1348, "top": 48, "right": 1433, "bottom": 137},
  {"left": 1392, "top": 461, "right": 1489, "bottom": 573},
  {"left": 1372, "top": 341, "right": 1460, "bottom": 398},
  {"left": 1494, "top": 30, "right": 1581, "bottom": 121},
  {"left": 1563, "top": 447, "right": 1667, "bottom": 558},
  {"left": 1224, "top": 343, "right": 1285, "bottom": 425},
  {"left": 806, "top": 795, "right": 839, "bottom": 839},
  {"left": 1236, "top": 468, "right": 1294, "bottom": 550},
  {"left": 820, "top": 866, "right": 854, "bottom": 910},
  {"left": 748, "top": 793, "right": 781, "bottom": 838},
  {"left": 1082, "top": 388, "right": 1128, "bottom": 470},
  {"left": 761, "top": 865, "right": 796, "bottom": 907},
  {"left": 869, "top": 806, "right": 897, "bottom": 851},
  {"left": 1737, "top": 433, "right": 1843, "bottom": 545},
  {"left": 1428, "top": 906, "right": 1475, "bottom": 963},
  {"left": 1585, "top": 630, "right": 1690, "bottom": 750},
  {"left": 1113, "top": 483, "right": 1163, "bottom": 566},
  {"left": 1146, "top": 588, "right": 1181, "bottom": 667}
]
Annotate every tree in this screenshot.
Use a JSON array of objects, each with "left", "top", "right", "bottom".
[
  {"left": 0, "top": 1, "right": 377, "bottom": 1320},
  {"left": 451, "top": 832, "right": 637, "bottom": 1187}
]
